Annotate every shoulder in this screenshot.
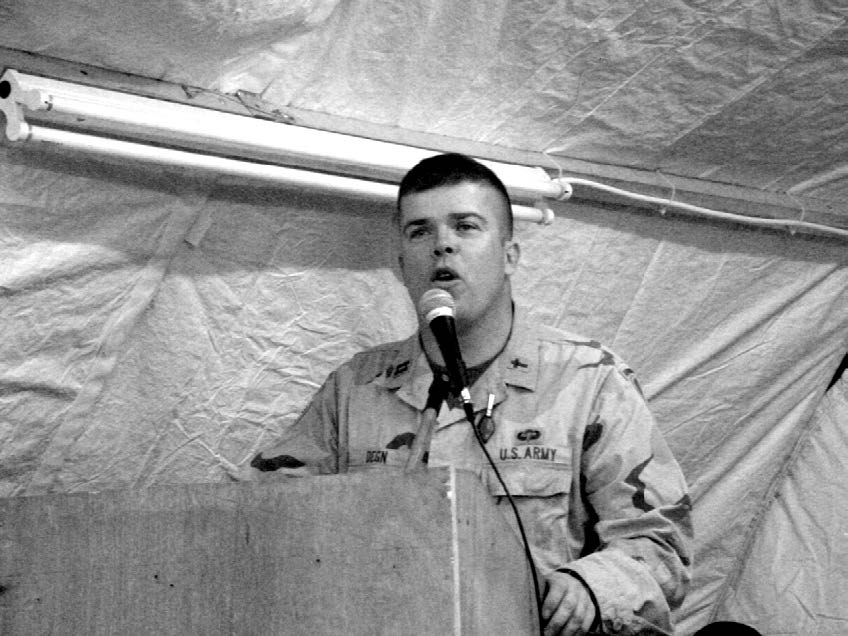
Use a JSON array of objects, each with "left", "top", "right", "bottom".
[
  {"left": 335, "top": 335, "right": 417, "bottom": 385},
  {"left": 516, "top": 312, "right": 643, "bottom": 392}
]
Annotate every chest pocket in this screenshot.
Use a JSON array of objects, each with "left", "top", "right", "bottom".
[
  {"left": 482, "top": 462, "right": 572, "bottom": 498},
  {"left": 480, "top": 454, "right": 578, "bottom": 569},
  {"left": 481, "top": 414, "right": 573, "bottom": 498}
]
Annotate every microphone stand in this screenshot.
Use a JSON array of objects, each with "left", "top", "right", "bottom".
[{"left": 404, "top": 407, "right": 439, "bottom": 473}]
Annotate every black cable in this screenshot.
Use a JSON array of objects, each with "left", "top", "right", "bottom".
[{"left": 462, "top": 402, "right": 545, "bottom": 636}]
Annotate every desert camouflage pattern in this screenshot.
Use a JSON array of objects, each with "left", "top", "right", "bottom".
[{"left": 254, "top": 308, "right": 693, "bottom": 635}]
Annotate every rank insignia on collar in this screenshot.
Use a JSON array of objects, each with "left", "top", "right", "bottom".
[
  {"left": 510, "top": 357, "right": 529, "bottom": 370},
  {"left": 385, "top": 360, "right": 410, "bottom": 379}
]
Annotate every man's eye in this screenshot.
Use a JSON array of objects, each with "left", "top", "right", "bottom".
[
  {"left": 456, "top": 221, "right": 479, "bottom": 232},
  {"left": 407, "top": 226, "right": 429, "bottom": 239}
]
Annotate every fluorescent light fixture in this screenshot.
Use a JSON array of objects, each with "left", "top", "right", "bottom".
[
  {"left": 1, "top": 69, "right": 569, "bottom": 224},
  {"left": 6, "top": 68, "right": 845, "bottom": 240}
]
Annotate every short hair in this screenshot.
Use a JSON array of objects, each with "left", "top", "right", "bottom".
[{"left": 397, "top": 153, "right": 513, "bottom": 240}]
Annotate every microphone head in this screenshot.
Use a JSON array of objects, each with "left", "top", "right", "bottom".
[{"left": 418, "top": 288, "right": 455, "bottom": 323}]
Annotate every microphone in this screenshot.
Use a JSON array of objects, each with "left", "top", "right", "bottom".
[{"left": 418, "top": 289, "right": 476, "bottom": 421}]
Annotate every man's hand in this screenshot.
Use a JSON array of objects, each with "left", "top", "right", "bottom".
[{"left": 541, "top": 571, "right": 598, "bottom": 635}]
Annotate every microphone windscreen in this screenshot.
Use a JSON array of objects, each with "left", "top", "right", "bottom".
[{"left": 418, "top": 288, "right": 455, "bottom": 322}]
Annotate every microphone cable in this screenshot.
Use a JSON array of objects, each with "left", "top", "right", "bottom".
[
  {"left": 460, "top": 400, "right": 545, "bottom": 636},
  {"left": 418, "top": 289, "right": 544, "bottom": 633}
]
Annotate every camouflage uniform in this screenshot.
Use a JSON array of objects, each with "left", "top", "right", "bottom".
[{"left": 254, "top": 308, "right": 693, "bottom": 635}]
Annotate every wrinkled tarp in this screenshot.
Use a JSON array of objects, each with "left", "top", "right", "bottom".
[
  {"left": 717, "top": 375, "right": 848, "bottom": 635},
  {"left": 0, "top": 144, "right": 847, "bottom": 634},
  {"left": 1, "top": 1, "right": 847, "bottom": 200}
]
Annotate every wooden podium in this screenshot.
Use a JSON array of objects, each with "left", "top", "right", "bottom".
[{"left": 0, "top": 468, "right": 539, "bottom": 634}]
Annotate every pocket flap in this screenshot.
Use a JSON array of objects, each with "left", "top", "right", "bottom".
[{"left": 483, "top": 462, "right": 571, "bottom": 498}]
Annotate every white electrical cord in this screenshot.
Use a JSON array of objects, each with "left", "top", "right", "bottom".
[
  {"left": 3, "top": 68, "right": 845, "bottom": 239},
  {"left": 14, "top": 122, "right": 847, "bottom": 240},
  {"left": 557, "top": 177, "right": 848, "bottom": 241}
]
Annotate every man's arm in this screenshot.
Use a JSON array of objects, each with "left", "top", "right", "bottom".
[{"left": 561, "top": 365, "right": 693, "bottom": 635}]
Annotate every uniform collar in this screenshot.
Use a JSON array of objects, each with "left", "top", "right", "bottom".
[
  {"left": 499, "top": 306, "right": 538, "bottom": 392},
  {"left": 373, "top": 306, "right": 539, "bottom": 411}
]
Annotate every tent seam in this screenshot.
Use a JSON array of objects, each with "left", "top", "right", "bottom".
[{"left": 707, "top": 377, "right": 839, "bottom": 621}]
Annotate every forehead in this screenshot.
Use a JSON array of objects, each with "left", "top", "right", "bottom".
[{"left": 397, "top": 181, "right": 509, "bottom": 228}]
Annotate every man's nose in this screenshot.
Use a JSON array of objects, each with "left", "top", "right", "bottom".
[{"left": 432, "top": 228, "right": 456, "bottom": 257}]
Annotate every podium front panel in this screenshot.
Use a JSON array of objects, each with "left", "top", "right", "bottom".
[{"left": 0, "top": 468, "right": 539, "bottom": 634}]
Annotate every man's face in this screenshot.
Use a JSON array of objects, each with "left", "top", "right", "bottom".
[{"left": 397, "top": 181, "right": 520, "bottom": 329}]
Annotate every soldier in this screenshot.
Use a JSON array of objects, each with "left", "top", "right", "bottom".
[{"left": 252, "top": 153, "right": 693, "bottom": 635}]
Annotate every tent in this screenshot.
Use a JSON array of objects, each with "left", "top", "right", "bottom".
[{"left": 1, "top": 2, "right": 846, "bottom": 634}]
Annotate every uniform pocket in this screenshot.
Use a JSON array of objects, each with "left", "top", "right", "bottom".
[{"left": 482, "top": 462, "right": 572, "bottom": 498}]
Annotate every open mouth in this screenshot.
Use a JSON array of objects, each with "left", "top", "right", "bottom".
[{"left": 431, "top": 267, "right": 459, "bottom": 283}]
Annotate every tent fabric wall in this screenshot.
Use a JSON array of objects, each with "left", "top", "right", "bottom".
[
  {"left": 3, "top": 2, "right": 847, "bottom": 201},
  {"left": 1, "top": 140, "right": 847, "bottom": 634},
  {"left": 515, "top": 200, "right": 848, "bottom": 635},
  {"left": 716, "top": 375, "right": 848, "bottom": 635}
]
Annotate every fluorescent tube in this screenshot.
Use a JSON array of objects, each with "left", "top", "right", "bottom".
[
  {"left": 25, "top": 125, "right": 555, "bottom": 224},
  {"left": 0, "top": 69, "right": 567, "bottom": 208}
]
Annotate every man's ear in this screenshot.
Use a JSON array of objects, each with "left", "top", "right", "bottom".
[{"left": 504, "top": 240, "right": 520, "bottom": 275}]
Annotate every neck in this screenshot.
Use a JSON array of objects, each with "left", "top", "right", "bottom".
[{"left": 420, "top": 297, "right": 514, "bottom": 369}]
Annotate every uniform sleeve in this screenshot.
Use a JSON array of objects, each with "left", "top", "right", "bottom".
[
  {"left": 248, "top": 369, "right": 342, "bottom": 477},
  {"left": 564, "top": 365, "right": 693, "bottom": 635}
]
